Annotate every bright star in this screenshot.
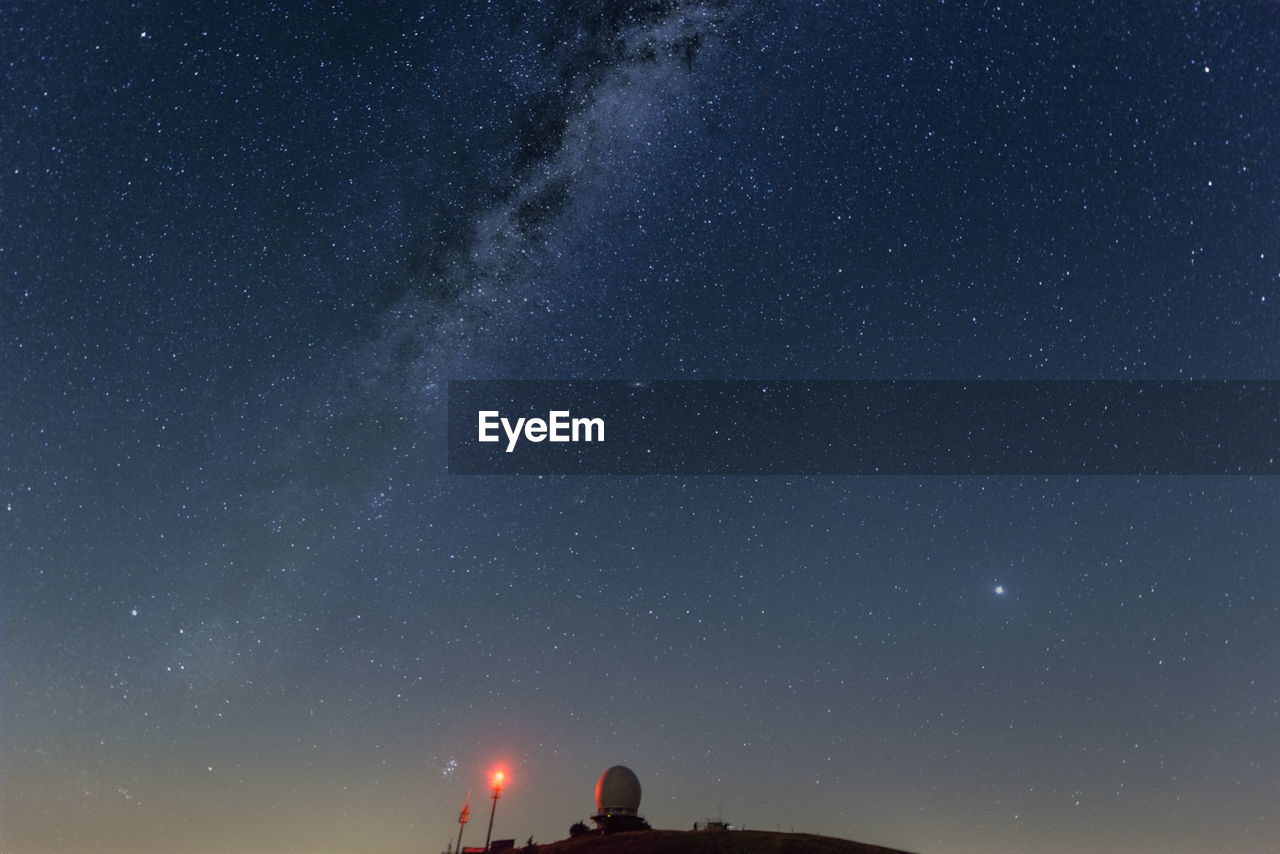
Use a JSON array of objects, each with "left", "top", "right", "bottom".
[{"left": 995, "top": 585, "right": 1005, "bottom": 595}]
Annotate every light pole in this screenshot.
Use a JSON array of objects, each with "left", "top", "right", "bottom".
[
  {"left": 455, "top": 790, "right": 471, "bottom": 854},
  {"left": 483, "top": 772, "right": 504, "bottom": 852}
]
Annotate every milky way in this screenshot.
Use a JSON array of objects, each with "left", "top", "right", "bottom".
[{"left": 374, "top": 0, "right": 742, "bottom": 397}]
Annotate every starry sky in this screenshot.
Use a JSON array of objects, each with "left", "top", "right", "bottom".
[{"left": 3, "top": 3, "right": 1279, "bottom": 854}]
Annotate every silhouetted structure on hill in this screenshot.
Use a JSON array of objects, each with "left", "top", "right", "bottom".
[{"left": 591, "top": 765, "right": 651, "bottom": 834}]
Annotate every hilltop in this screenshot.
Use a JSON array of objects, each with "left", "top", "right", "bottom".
[{"left": 524, "top": 829, "right": 917, "bottom": 854}]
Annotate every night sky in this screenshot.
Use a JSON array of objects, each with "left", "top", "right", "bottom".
[{"left": 3, "top": 3, "right": 1279, "bottom": 854}]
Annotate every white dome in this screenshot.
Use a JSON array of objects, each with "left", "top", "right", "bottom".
[{"left": 594, "top": 765, "right": 641, "bottom": 815}]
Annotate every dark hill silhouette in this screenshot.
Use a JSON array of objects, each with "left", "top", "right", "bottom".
[{"left": 526, "top": 829, "right": 918, "bottom": 854}]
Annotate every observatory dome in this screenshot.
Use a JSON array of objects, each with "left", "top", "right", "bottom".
[{"left": 594, "top": 765, "right": 641, "bottom": 815}]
